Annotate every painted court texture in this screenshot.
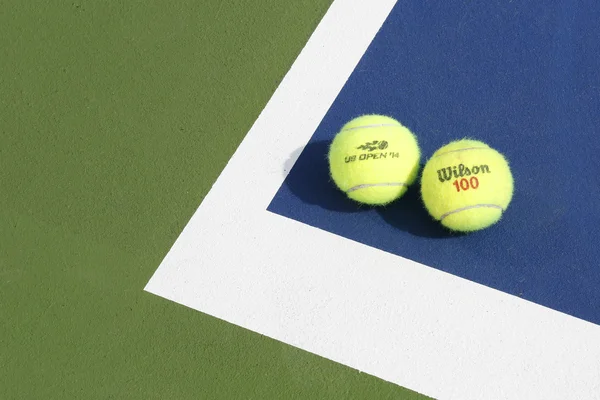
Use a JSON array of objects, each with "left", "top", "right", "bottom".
[
  {"left": 4, "top": 1, "right": 600, "bottom": 399},
  {"left": 148, "top": 0, "right": 600, "bottom": 399},
  {"left": 271, "top": 1, "right": 600, "bottom": 326}
]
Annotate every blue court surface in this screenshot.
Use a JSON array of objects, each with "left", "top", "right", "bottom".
[{"left": 269, "top": 1, "right": 600, "bottom": 325}]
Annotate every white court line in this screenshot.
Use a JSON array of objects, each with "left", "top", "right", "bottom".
[{"left": 145, "top": 1, "right": 600, "bottom": 399}]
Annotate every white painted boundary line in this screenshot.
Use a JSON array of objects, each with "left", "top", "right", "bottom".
[{"left": 145, "top": 1, "right": 600, "bottom": 399}]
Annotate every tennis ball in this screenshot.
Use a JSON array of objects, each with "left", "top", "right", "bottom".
[
  {"left": 328, "top": 114, "right": 420, "bottom": 205},
  {"left": 421, "top": 139, "right": 514, "bottom": 232}
]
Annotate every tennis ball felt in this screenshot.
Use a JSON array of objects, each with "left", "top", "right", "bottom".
[
  {"left": 421, "top": 139, "right": 514, "bottom": 232},
  {"left": 328, "top": 115, "right": 420, "bottom": 205}
]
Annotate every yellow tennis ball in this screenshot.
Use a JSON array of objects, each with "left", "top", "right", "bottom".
[
  {"left": 421, "top": 139, "right": 514, "bottom": 232},
  {"left": 328, "top": 114, "right": 421, "bottom": 205}
]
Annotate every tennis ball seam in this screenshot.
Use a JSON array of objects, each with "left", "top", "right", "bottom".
[
  {"left": 341, "top": 123, "right": 402, "bottom": 133},
  {"left": 347, "top": 182, "right": 407, "bottom": 193},
  {"left": 432, "top": 146, "right": 490, "bottom": 159},
  {"left": 439, "top": 203, "right": 504, "bottom": 221}
]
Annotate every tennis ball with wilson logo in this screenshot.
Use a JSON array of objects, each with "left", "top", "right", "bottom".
[{"left": 421, "top": 139, "right": 514, "bottom": 232}]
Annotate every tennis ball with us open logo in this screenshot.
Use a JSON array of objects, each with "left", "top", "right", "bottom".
[{"left": 328, "top": 115, "right": 421, "bottom": 205}]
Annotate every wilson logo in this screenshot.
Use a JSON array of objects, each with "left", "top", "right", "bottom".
[{"left": 437, "top": 163, "right": 491, "bottom": 183}]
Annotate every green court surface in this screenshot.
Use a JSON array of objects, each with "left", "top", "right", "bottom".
[{"left": 1, "top": 1, "right": 428, "bottom": 399}]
